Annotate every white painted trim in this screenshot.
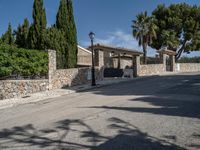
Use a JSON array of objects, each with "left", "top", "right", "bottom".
[{"left": 78, "top": 45, "right": 92, "bottom": 54}]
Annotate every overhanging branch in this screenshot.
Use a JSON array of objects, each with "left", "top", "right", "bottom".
[{"left": 175, "top": 40, "right": 187, "bottom": 61}]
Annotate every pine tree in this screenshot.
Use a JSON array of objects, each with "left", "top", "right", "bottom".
[
  {"left": 29, "top": 0, "right": 47, "bottom": 50},
  {"left": 152, "top": 3, "right": 200, "bottom": 60},
  {"left": 56, "top": 0, "right": 78, "bottom": 68},
  {"left": 1, "top": 23, "right": 14, "bottom": 45},
  {"left": 15, "top": 18, "right": 30, "bottom": 48}
]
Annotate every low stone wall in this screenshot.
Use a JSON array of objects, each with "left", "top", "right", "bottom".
[
  {"left": 50, "top": 67, "right": 103, "bottom": 89},
  {"left": 48, "top": 50, "right": 103, "bottom": 90},
  {"left": 0, "top": 80, "right": 49, "bottom": 100},
  {"left": 176, "top": 63, "right": 200, "bottom": 73},
  {"left": 139, "top": 64, "right": 165, "bottom": 76},
  {"left": 0, "top": 50, "right": 104, "bottom": 100}
]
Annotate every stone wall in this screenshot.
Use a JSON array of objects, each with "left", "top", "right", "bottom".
[
  {"left": 0, "top": 50, "right": 103, "bottom": 100},
  {"left": 48, "top": 50, "right": 103, "bottom": 90},
  {"left": 0, "top": 80, "right": 49, "bottom": 100},
  {"left": 139, "top": 64, "right": 165, "bottom": 76},
  {"left": 176, "top": 63, "right": 200, "bottom": 73},
  {"left": 50, "top": 67, "right": 103, "bottom": 89}
]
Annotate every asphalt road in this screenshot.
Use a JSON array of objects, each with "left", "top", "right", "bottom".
[{"left": 0, "top": 72, "right": 200, "bottom": 150}]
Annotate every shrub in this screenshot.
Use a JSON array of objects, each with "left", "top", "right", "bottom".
[
  {"left": 178, "top": 56, "right": 200, "bottom": 63},
  {"left": 0, "top": 44, "right": 48, "bottom": 79}
]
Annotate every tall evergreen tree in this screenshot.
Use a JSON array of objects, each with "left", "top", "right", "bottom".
[
  {"left": 15, "top": 24, "right": 23, "bottom": 47},
  {"left": 15, "top": 18, "right": 30, "bottom": 48},
  {"left": 45, "top": 27, "right": 67, "bottom": 68},
  {"left": 56, "top": 0, "right": 68, "bottom": 31},
  {"left": 56, "top": 0, "right": 78, "bottom": 68},
  {"left": 29, "top": 0, "right": 47, "bottom": 50},
  {"left": 67, "top": 0, "right": 78, "bottom": 68},
  {"left": 27, "top": 25, "right": 36, "bottom": 49},
  {"left": 1, "top": 23, "right": 14, "bottom": 45},
  {"left": 56, "top": 0, "right": 68, "bottom": 68}
]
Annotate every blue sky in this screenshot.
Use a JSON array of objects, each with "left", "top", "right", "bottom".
[{"left": 0, "top": 0, "right": 200, "bottom": 56}]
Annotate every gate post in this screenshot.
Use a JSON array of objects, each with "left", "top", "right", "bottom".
[
  {"left": 48, "top": 50, "right": 56, "bottom": 90},
  {"left": 133, "top": 55, "right": 140, "bottom": 77},
  {"left": 160, "top": 52, "right": 167, "bottom": 72},
  {"left": 170, "top": 55, "right": 175, "bottom": 72},
  {"left": 94, "top": 49, "right": 104, "bottom": 80}
]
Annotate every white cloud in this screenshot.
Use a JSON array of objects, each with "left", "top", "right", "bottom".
[{"left": 80, "top": 29, "right": 157, "bottom": 56}]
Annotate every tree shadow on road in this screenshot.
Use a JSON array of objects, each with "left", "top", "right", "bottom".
[
  {"left": 91, "top": 117, "right": 185, "bottom": 150},
  {"left": 90, "top": 74, "right": 200, "bottom": 96},
  {"left": 0, "top": 117, "right": 186, "bottom": 150},
  {"left": 85, "top": 74, "right": 200, "bottom": 119},
  {"left": 0, "top": 119, "right": 106, "bottom": 150},
  {"left": 88, "top": 95, "right": 200, "bottom": 119}
]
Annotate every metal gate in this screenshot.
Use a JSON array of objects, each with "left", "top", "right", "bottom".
[
  {"left": 104, "top": 68, "right": 124, "bottom": 77},
  {"left": 166, "top": 57, "right": 172, "bottom": 71}
]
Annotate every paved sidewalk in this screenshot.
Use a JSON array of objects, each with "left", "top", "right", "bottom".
[{"left": 0, "top": 78, "right": 134, "bottom": 110}]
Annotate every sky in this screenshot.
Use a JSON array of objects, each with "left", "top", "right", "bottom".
[{"left": 0, "top": 0, "right": 200, "bottom": 57}]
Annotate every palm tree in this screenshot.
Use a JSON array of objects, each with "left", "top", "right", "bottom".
[{"left": 132, "top": 11, "right": 157, "bottom": 64}]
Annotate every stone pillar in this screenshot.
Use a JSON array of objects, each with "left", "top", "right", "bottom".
[
  {"left": 48, "top": 50, "right": 56, "bottom": 90},
  {"left": 94, "top": 49, "right": 104, "bottom": 67},
  {"left": 170, "top": 55, "right": 175, "bottom": 72},
  {"left": 94, "top": 49, "right": 99, "bottom": 67},
  {"left": 99, "top": 50, "right": 104, "bottom": 80},
  {"left": 98, "top": 50, "right": 104, "bottom": 68},
  {"left": 160, "top": 53, "right": 167, "bottom": 72},
  {"left": 94, "top": 49, "right": 104, "bottom": 80},
  {"left": 133, "top": 55, "right": 140, "bottom": 77}
]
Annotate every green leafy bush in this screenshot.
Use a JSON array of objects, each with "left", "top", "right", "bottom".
[
  {"left": 178, "top": 56, "right": 200, "bottom": 63},
  {"left": 0, "top": 44, "right": 48, "bottom": 79}
]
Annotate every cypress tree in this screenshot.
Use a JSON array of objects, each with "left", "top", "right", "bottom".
[
  {"left": 56, "top": 0, "right": 78, "bottom": 68},
  {"left": 15, "top": 18, "right": 30, "bottom": 48},
  {"left": 66, "top": 0, "right": 78, "bottom": 68},
  {"left": 1, "top": 23, "right": 14, "bottom": 45},
  {"left": 15, "top": 24, "right": 23, "bottom": 47},
  {"left": 22, "top": 18, "right": 30, "bottom": 48},
  {"left": 56, "top": 0, "right": 68, "bottom": 68},
  {"left": 56, "top": 0, "right": 68, "bottom": 31},
  {"left": 29, "top": 0, "right": 47, "bottom": 50},
  {"left": 45, "top": 27, "right": 67, "bottom": 69}
]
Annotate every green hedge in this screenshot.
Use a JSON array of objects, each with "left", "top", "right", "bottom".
[
  {"left": 0, "top": 44, "right": 48, "bottom": 78},
  {"left": 178, "top": 57, "right": 200, "bottom": 63}
]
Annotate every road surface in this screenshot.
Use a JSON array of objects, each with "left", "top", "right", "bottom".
[{"left": 0, "top": 72, "right": 200, "bottom": 150}]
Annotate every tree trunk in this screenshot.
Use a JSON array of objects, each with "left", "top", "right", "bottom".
[
  {"left": 143, "top": 43, "right": 147, "bottom": 64},
  {"left": 175, "top": 40, "right": 187, "bottom": 61}
]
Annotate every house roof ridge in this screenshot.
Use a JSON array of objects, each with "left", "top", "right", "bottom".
[
  {"left": 78, "top": 45, "right": 92, "bottom": 54},
  {"left": 94, "top": 43, "right": 143, "bottom": 55}
]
